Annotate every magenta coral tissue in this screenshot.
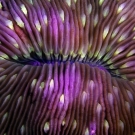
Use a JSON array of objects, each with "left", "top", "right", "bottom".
[{"left": 0, "top": 0, "right": 135, "bottom": 135}]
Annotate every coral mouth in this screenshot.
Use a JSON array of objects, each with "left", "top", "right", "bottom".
[{"left": 6, "top": 51, "right": 121, "bottom": 79}]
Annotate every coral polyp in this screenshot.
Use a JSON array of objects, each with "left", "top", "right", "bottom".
[{"left": 0, "top": 0, "right": 135, "bottom": 135}]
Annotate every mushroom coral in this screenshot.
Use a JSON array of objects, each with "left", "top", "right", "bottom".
[{"left": 0, "top": 0, "right": 135, "bottom": 135}]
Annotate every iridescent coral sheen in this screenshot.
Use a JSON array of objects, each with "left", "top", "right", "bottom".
[{"left": 0, "top": 0, "right": 135, "bottom": 135}]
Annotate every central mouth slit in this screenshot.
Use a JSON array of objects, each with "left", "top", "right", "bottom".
[{"left": 9, "top": 51, "right": 122, "bottom": 79}]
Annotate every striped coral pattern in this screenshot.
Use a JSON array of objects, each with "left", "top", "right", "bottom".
[{"left": 0, "top": 0, "right": 135, "bottom": 135}]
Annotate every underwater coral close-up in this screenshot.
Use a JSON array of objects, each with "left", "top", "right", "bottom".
[{"left": 0, "top": 0, "right": 135, "bottom": 135}]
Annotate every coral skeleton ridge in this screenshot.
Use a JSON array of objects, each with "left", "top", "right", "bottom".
[{"left": 0, "top": 0, "right": 135, "bottom": 135}]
